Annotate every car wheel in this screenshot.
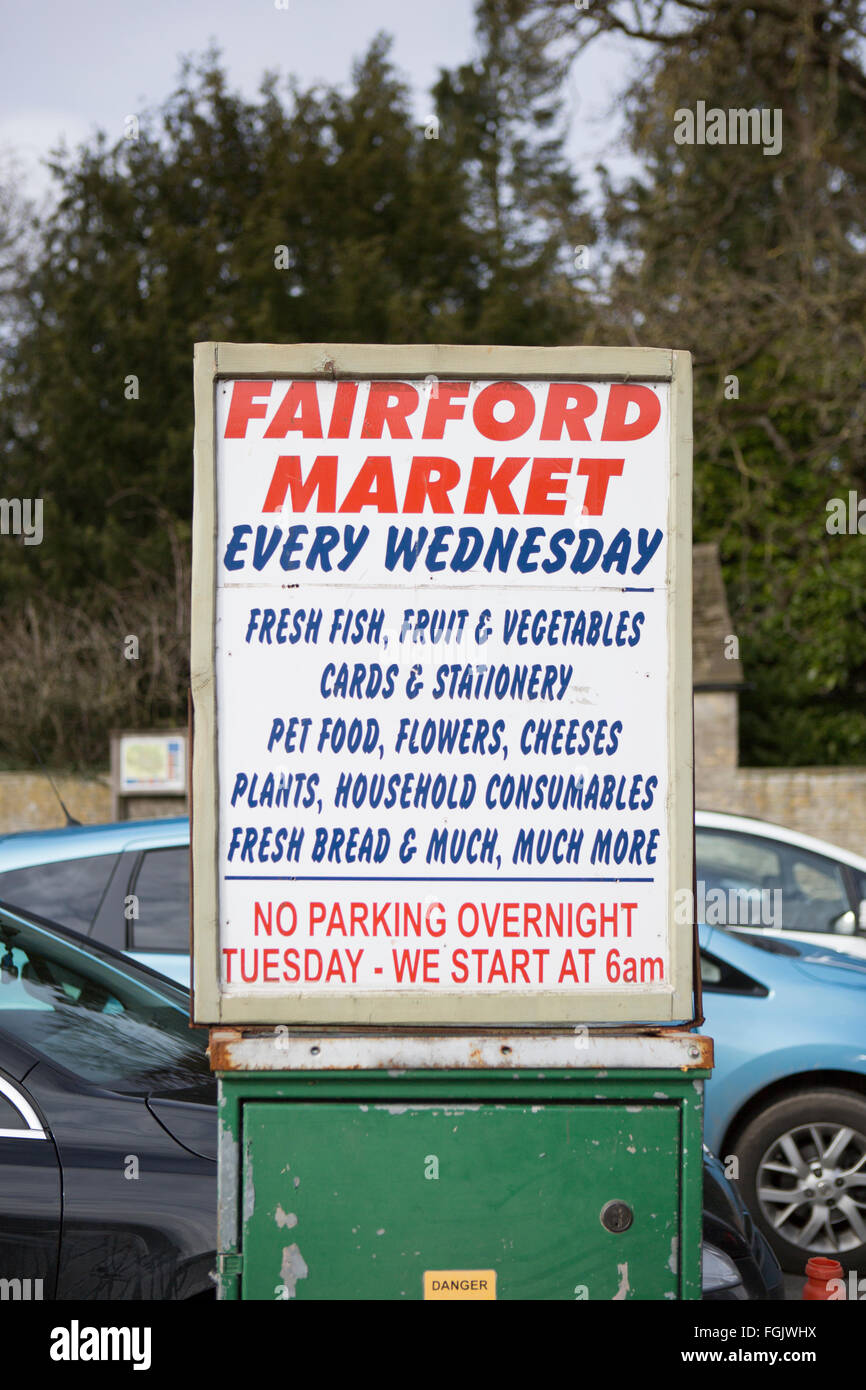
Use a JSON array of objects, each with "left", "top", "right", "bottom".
[{"left": 733, "top": 1089, "right": 866, "bottom": 1273}]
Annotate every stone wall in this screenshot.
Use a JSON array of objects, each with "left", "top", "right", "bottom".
[
  {"left": 0, "top": 773, "right": 187, "bottom": 836},
  {"left": 693, "top": 687, "right": 866, "bottom": 854},
  {"left": 695, "top": 766, "right": 866, "bottom": 857},
  {"left": 694, "top": 690, "right": 738, "bottom": 770},
  {"left": 3, "top": 757, "right": 865, "bottom": 861}
]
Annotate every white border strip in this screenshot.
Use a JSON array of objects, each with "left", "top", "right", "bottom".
[{"left": 0, "top": 1075, "right": 47, "bottom": 1138}]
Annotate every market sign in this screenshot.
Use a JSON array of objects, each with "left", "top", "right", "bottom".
[{"left": 191, "top": 344, "right": 693, "bottom": 1024}]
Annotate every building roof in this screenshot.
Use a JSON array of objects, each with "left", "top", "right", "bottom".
[{"left": 693, "top": 543, "right": 744, "bottom": 688}]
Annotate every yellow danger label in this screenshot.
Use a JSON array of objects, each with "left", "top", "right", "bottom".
[{"left": 423, "top": 1270, "right": 496, "bottom": 1300}]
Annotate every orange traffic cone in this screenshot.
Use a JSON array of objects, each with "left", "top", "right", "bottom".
[{"left": 803, "top": 1257, "right": 846, "bottom": 1299}]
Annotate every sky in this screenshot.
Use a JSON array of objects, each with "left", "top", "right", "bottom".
[{"left": 0, "top": 0, "right": 640, "bottom": 207}]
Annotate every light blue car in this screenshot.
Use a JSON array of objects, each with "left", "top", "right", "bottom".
[
  {"left": 699, "top": 922, "right": 866, "bottom": 1273},
  {"left": 0, "top": 817, "right": 190, "bottom": 985},
  {"left": 0, "top": 817, "right": 864, "bottom": 1274}
]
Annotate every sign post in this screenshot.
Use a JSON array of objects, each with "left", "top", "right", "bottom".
[
  {"left": 109, "top": 729, "right": 187, "bottom": 820},
  {"left": 192, "top": 343, "right": 709, "bottom": 1300}
]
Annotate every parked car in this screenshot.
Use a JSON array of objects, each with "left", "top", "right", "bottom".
[
  {"left": 696, "top": 809, "right": 866, "bottom": 957},
  {"left": 0, "top": 818, "right": 190, "bottom": 984},
  {"left": 1, "top": 812, "right": 864, "bottom": 1279},
  {"left": 701, "top": 1146, "right": 784, "bottom": 1300},
  {"left": 699, "top": 922, "right": 866, "bottom": 1272},
  {"left": 0, "top": 899, "right": 782, "bottom": 1300},
  {"left": 1, "top": 809, "right": 863, "bottom": 988},
  {"left": 0, "top": 899, "right": 215, "bottom": 1299}
]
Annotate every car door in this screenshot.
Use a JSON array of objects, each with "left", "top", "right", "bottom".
[
  {"left": 22, "top": 1059, "right": 213, "bottom": 1300},
  {"left": 697, "top": 936, "right": 774, "bottom": 1157},
  {"left": 0, "top": 1055, "right": 62, "bottom": 1302}
]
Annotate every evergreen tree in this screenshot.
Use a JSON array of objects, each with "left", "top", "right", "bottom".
[
  {"left": 0, "top": 17, "right": 592, "bottom": 764},
  {"left": 532, "top": 0, "right": 866, "bottom": 763},
  {"left": 433, "top": 0, "right": 593, "bottom": 343}
]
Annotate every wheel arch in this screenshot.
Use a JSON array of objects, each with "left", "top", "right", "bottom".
[{"left": 720, "top": 1069, "right": 866, "bottom": 1158}]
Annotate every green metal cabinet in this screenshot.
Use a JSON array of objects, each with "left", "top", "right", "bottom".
[{"left": 214, "top": 1031, "right": 710, "bottom": 1301}]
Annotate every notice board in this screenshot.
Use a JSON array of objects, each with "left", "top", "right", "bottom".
[{"left": 191, "top": 344, "right": 693, "bottom": 1024}]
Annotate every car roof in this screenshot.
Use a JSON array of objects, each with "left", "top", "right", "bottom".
[
  {"left": 0, "top": 816, "right": 190, "bottom": 870},
  {"left": 2, "top": 806, "right": 861, "bottom": 881},
  {"left": 696, "top": 809, "right": 866, "bottom": 873}
]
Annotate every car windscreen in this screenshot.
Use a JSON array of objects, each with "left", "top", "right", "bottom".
[{"left": 0, "top": 909, "right": 210, "bottom": 1097}]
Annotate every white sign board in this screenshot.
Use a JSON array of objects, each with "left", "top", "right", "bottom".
[
  {"left": 191, "top": 345, "right": 693, "bottom": 1024},
  {"left": 117, "top": 733, "right": 186, "bottom": 794}
]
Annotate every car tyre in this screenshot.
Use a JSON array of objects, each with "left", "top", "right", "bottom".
[{"left": 733, "top": 1088, "right": 866, "bottom": 1274}]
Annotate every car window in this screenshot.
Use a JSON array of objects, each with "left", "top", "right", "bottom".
[
  {"left": 0, "top": 854, "right": 117, "bottom": 934},
  {"left": 129, "top": 848, "right": 190, "bottom": 952},
  {"left": 696, "top": 829, "right": 851, "bottom": 934},
  {"left": 699, "top": 949, "right": 768, "bottom": 995},
  {"left": 0, "top": 912, "right": 209, "bottom": 1096}
]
